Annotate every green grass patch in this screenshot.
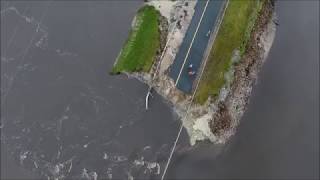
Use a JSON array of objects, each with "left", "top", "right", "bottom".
[
  {"left": 195, "top": 0, "right": 264, "bottom": 104},
  {"left": 112, "top": 5, "right": 160, "bottom": 73}
]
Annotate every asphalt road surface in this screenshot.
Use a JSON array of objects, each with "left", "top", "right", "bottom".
[{"left": 169, "top": 0, "right": 223, "bottom": 93}]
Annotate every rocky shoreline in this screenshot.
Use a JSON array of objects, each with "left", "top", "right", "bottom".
[
  {"left": 210, "top": 1, "right": 276, "bottom": 143},
  {"left": 130, "top": 0, "right": 276, "bottom": 145}
]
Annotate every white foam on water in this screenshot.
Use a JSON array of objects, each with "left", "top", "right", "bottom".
[
  {"left": 106, "top": 167, "right": 112, "bottom": 179},
  {"left": 19, "top": 151, "right": 29, "bottom": 165},
  {"left": 103, "top": 152, "right": 109, "bottom": 160}
]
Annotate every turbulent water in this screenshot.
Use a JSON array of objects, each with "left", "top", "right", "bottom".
[{"left": 1, "top": 1, "right": 188, "bottom": 179}]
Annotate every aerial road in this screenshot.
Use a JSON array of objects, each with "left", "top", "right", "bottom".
[{"left": 170, "top": 0, "right": 224, "bottom": 93}]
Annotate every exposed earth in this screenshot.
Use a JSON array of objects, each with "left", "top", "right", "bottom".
[{"left": 134, "top": 0, "right": 276, "bottom": 145}]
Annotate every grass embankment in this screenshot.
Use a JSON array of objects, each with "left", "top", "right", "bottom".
[
  {"left": 112, "top": 5, "right": 160, "bottom": 73},
  {"left": 195, "top": 0, "right": 264, "bottom": 104}
]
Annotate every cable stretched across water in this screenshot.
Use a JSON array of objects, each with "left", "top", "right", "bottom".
[
  {"left": 160, "top": 1, "right": 229, "bottom": 179},
  {"left": 145, "top": 19, "right": 177, "bottom": 110},
  {"left": 160, "top": 79, "right": 199, "bottom": 180}
]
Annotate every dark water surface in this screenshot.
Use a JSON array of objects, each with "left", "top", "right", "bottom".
[
  {"left": 1, "top": 1, "right": 183, "bottom": 179},
  {"left": 1, "top": 0, "right": 319, "bottom": 180},
  {"left": 167, "top": 1, "right": 319, "bottom": 179}
]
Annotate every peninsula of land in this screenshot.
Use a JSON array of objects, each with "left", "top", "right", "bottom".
[{"left": 112, "top": 0, "right": 276, "bottom": 145}]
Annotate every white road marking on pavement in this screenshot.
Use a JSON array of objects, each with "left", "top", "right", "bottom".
[
  {"left": 175, "top": 0, "right": 210, "bottom": 86},
  {"left": 160, "top": 1, "right": 229, "bottom": 179}
]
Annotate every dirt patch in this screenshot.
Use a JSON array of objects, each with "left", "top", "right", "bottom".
[
  {"left": 148, "top": 14, "right": 169, "bottom": 77},
  {"left": 210, "top": 103, "right": 231, "bottom": 135}
]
